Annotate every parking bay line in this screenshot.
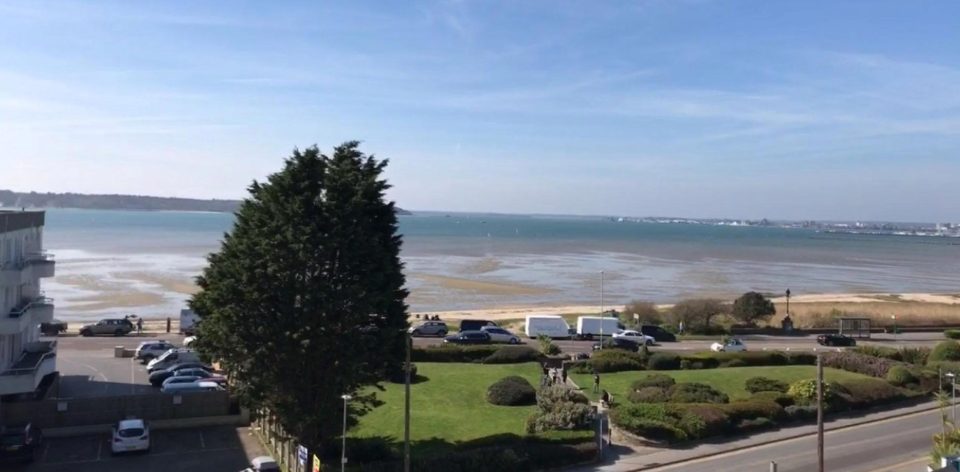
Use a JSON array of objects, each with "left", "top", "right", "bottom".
[{"left": 199, "top": 430, "right": 206, "bottom": 449}]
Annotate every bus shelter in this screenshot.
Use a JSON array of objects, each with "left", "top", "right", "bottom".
[{"left": 838, "top": 317, "right": 871, "bottom": 338}]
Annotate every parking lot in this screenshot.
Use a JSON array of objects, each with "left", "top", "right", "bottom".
[
  {"left": 9, "top": 426, "right": 267, "bottom": 472},
  {"left": 52, "top": 334, "right": 189, "bottom": 397}
]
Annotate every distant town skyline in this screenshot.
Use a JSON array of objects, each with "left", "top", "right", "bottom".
[{"left": 1, "top": 1, "right": 959, "bottom": 222}]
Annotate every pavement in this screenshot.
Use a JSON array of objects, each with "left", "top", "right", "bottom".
[
  {"left": 8, "top": 426, "right": 266, "bottom": 472},
  {"left": 573, "top": 400, "right": 949, "bottom": 472}
]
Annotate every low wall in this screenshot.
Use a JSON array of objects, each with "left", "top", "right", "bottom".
[{"left": 1, "top": 391, "right": 233, "bottom": 428}]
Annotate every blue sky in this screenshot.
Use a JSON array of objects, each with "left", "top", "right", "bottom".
[{"left": 1, "top": 1, "right": 959, "bottom": 221}]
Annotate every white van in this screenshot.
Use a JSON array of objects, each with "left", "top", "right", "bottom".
[
  {"left": 575, "top": 316, "right": 623, "bottom": 339},
  {"left": 525, "top": 315, "right": 571, "bottom": 339},
  {"left": 147, "top": 348, "right": 200, "bottom": 373}
]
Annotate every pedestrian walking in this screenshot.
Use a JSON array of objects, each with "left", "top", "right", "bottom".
[
  {"left": 593, "top": 372, "right": 600, "bottom": 393},
  {"left": 679, "top": 320, "right": 684, "bottom": 335},
  {"left": 136, "top": 317, "right": 143, "bottom": 335},
  {"left": 561, "top": 367, "right": 568, "bottom": 384}
]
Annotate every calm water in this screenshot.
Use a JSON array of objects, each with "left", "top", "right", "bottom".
[{"left": 37, "top": 208, "right": 960, "bottom": 319}]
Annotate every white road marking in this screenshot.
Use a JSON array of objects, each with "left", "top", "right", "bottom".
[
  {"left": 199, "top": 430, "right": 206, "bottom": 449},
  {"left": 96, "top": 437, "right": 102, "bottom": 461}
]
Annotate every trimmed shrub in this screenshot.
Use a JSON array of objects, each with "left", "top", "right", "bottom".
[
  {"left": 885, "top": 365, "right": 918, "bottom": 387},
  {"left": 784, "top": 404, "right": 817, "bottom": 420},
  {"left": 526, "top": 402, "right": 596, "bottom": 433},
  {"left": 668, "top": 383, "right": 729, "bottom": 404},
  {"left": 946, "top": 330, "right": 960, "bottom": 340},
  {"left": 609, "top": 403, "right": 687, "bottom": 442},
  {"left": 930, "top": 341, "right": 960, "bottom": 362},
  {"left": 749, "top": 391, "right": 794, "bottom": 407},
  {"left": 536, "top": 385, "right": 590, "bottom": 410},
  {"left": 787, "top": 379, "right": 836, "bottom": 405},
  {"left": 411, "top": 345, "right": 499, "bottom": 363},
  {"left": 834, "top": 378, "right": 907, "bottom": 408},
  {"left": 723, "top": 359, "right": 747, "bottom": 368},
  {"left": 737, "top": 417, "right": 775, "bottom": 432},
  {"left": 898, "top": 347, "right": 930, "bottom": 366},
  {"left": 671, "top": 404, "right": 730, "bottom": 437},
  {"left": 483, "top": 346, "right": 542, "bottom": 364},
  {"left": 744, "top": 377, "right": 788, "bottom": 393},
  {"left": 648, "top": 353, "right": 681, "bottom": 370},
  {"left": 487, "top": 376, "right": 537, "bottom": 406},
  {"left": 786, "top": 352, "right": 818, "bottom": 365},
  {"left": 586, "top": 350, "right": 646, "bottom": 373},
  {"left": 820, "top": 351, "right": 898, "bottom": 378},
  {"left": 853, "top": 345, "right": 901, "bottom": 361},
  {"left": 720, "top": 400, "right": 785, "bottom": 422},
  {"left": 682, "top": 351, "right": 788, "bottom": 368},
  {"left": 630, "top": 374, "right": 676, "bottom": 391},
  {"left": 628, "top": 387, "right": 669, "bottom": 403}
]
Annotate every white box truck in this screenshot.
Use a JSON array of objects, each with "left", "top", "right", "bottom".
[
  {"left": 575, "top": 316, "right": 623, "bottom": 339},
  {"left": 180, "top": 309, "right": 199, "bottom": 335},
  {"left": 525, "top": 315, "right": 571, "bottom": 339}
]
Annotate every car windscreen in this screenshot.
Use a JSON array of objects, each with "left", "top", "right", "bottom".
[
  {"left": 118, "top": 428, "right": 145, "bottom": 438},
  {"left": 0, "top": 433, "right": 25, "bottom": 446}
]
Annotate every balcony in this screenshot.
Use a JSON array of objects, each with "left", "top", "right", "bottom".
[
  {"left": 0, "top": 340, "right": 57, "bottom": 395},
  {"left": 1, "top": 296, "right": 55, "bottom": 335},
  {"left": 0, "top": 252, "right": 56, "bottom": 286}
]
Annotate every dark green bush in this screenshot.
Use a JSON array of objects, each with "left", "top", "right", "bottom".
[
  {"left": 737, "top": 417, "right": 775, "bottom": 432},
  {"left": 749, "top": 391, "right": 794, "bottom": 407},
  {"left": 853, "top": 345, "right": 901, "bottom": 360},
  {"left": 820, "top": 351, "right": 898, "bottom": 378},
  {"left": 898, "top": 347, "right": 930, "bottom": 366},
  {"left": 387, "top": 362, "right": 417, "bottom": 383},
  {"left": 609, "top": 404, "right": 687, "bottom": 442},
  {"left": 630, "top": 374, "right": 676, "bottom": 391},
  {"left": 525, "top": 402, "right": 596, "bottom": 433},
  {"left": 885, "top": 365, "right": 918, "bottom": 387},
  {"left": 647, "top": 353, "right": 681, "bottom": 370},
  {"left": 930, "top": 341, "right": 960, "bottom": 362},
  {"left": 628, "top": 387, "right": 669, "bottom": 403},
  {"left": 585, "top": 350, "right": 646, "bottom": 373},
  {"left": 668, "top": 383, "right": 729, "bottom": 404},
  {"left": 786, "top": 352, "right": 818, "bottom": 365},
  {"left": 684, "top": 351, "right": 789, "bottom": 367},
  {"left": 724, "top": 358, "right": 747, "bottom": 368},
  {"left": 483, "top": 346, "right": 542, "bottom": 364},
  {"left": 411, "top": 345, "right": 500, "bottom": 363},
  {"left": 834, "top": 378, "right": 906, "bottom": 408},
  {"left": 671, "top": 404, "right": 730, "bottom": 437},
  {"left": 487, "top": 376, "right": 537, "bottom": 406},
  {"left": 536, "top": 385, "right": 590, "bottom": 410},
  {"left": 945, "top": 330, "right": 960, "bottom": 340},
  {"left": 744, "top": 377, "right": 788, "bottom": 393},
  {"left": 784, "top": 404, "right": 817, "bottom": 420},
  {"left": 720, "top": 400, "right": 785, "bottom": 422}
]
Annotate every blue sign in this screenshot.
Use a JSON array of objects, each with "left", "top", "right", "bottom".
[{"left": 298, "top": 445, "right": 308, "bottom": 466}]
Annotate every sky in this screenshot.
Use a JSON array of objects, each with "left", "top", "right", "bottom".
[{"left": 1, "top": 1, "right": 959, "bottom": 222}]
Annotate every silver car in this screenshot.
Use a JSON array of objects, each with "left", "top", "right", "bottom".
[
  {"left": 408, "top": 321, "right": 448, "bottom": 337},
  {"left": 480, "top": 326, "right": 521, "bottom": 344}
]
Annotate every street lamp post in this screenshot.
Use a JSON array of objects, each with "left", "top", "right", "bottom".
[
  {"left": 341, "top": 394, "right": 352, "bottom": 472},
  {"left": 599, "top": 271, "right": 605, "bottom": 350},
  {"left": 785, "top": 289, "right": 791, "bottom": 316},
  {"left": 948, "top": 373, "right": 957, "bottom": 424},
  {"left": 404, "top": 331, "right": 411, "bottom": 472}
]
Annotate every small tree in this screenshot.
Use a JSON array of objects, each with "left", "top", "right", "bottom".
[
  {"left": 623, "top": 300, "right": 661, "bottom": 326},
  {"left": 669, "top": 299, "right": 725, "bottom": 330},
  {"left": 538, "top": 334, "right": 561, "bottom": 355},
  {"left": 731, "top": 292, "right": 776, "bottom": 325}
]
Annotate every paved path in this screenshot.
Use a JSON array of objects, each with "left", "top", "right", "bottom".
[{"left": 573, "top": 400, "right": 947, "bottom": 472}]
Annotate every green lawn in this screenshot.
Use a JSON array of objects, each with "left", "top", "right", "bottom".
[
  {"left": 352, "top": 362, "right": 545, "bottom": 451},
  {"left": 572, "top": 366, "right": 875, "bottom": 401}
]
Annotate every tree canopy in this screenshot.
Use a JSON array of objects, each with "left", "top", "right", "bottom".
[
  {"left": 190, "top": 141, "right": 408, "bottom": 454},
  {"left": 623, "top": 300, "right": 662, "bottom": 326},
  {"left": 731, "top": 291, "right": 777, "bottom": 325},
  {"left": 668, "top": 298, "right": 726, "bottom": 330}
]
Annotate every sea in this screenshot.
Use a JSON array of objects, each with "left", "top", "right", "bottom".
[{"left": 37, "top": 208, "right": 960, "bottom": 321}]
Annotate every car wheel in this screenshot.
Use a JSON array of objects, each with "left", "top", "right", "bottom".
[
  {"left": 509, "top": 337, "right": 519, "bottom": 344},
  {"left": 411, "top": 329, "right": 421, "bottom": 337},
  {"left": 438, "top": 330, "right": 447, "bottom": 337},
  {"left": 80, "top": 329, "right": 91, "bottom": 337},
  {"left": 114, "top": 329, "right": 124, "bottom": 336},
  {"left": 645, "top": 339, "right": 653, "bottom": 346}
]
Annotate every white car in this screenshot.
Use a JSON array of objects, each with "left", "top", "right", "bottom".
[
  {"left": 111, "top": 419, "right": 149, "bottom": 455},
  {"left": 240, "top": 455, "right": 281, "bottom": 472},
  {"left": 161, "top": 380, "right": 223, "bottom": 394},
  {"left": 612, "top": 330, "right": 655, "bottom": 346},
  {"left": 134, "top": 340, "right": 175, "bottom": 362},
  {"left": 710, "top": 338, "right": 747, "bottom": 352},
  {"left": 480, "top": 326, "right": 521, "bottom": 344}
]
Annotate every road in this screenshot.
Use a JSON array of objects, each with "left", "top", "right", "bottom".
[{"left": 648, "top": 408, "right": 940, "bottom": 472}]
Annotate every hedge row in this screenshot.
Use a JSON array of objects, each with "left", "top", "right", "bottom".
[
  {"left": 819, "top": 351, "right": 901, "bottom": 378},
  {"left": 610, "top": 398, "right": 785, "bottom": 443},
  {"left": 852, "top": 346, "right": 930, "bottom": 365},
  {"left": 411, "top": 345, "right": 542, "bottom": 364},
  {"left": 570, "top": 350, "right": 818, "bottom": 374}
]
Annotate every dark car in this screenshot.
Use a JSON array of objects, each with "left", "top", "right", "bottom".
[
  {"left": 459, "top": 320, "right": 498, "bottom": 332},
  {"left": 443, "top": 331, "right": 491, "bottom": 345},
  {"left": 149, "top": 362, "right": 213, "bottom": 386},
  {"left": 592, "top": 337, "right": 640, "bottom": 352},
  {"left": 817, "top": 334, "right": 856, "bottom": 347},
  {"left": 39, "top": 320, "right": 68, "bottom": 336},
  {"left": 640, "top": 325, "right": 677, "bottom": 342},
  {"left": 0, "top": 423, "right": 42, "bottom": 464}
]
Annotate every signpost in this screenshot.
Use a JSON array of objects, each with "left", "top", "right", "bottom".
[
  {"left": 298, "top": 445, "right": 308, "bottom": 467},
  {"left": 313, "top": 454, "right": 322, "bottom": 472}
]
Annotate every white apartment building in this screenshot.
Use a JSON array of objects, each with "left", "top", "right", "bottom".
[{"left": 0, "top": 210, "right": 57, "bottom": 396}]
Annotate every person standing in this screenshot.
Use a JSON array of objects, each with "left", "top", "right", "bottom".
[
  {"left": 136, "top": 317, "right": 143, "bottom": 335},
  {"left": 679, "top": 320, "right": 685, "bottom": 335},
  {"left": 561, "top": 367, "right": 568, "bottom": 385},
  {"left": 593, "top": 372, "right": 600, "bottom": 393}
]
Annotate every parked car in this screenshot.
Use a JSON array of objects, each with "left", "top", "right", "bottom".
[
  {"left": 157, "top": 369, "right": 225, "bottom": 388},
  {"left": 162, "top": 375, "right": 204, "bottom": 388},
  {"left": 39, "top": 320, "right": 68, "bottom": 336},
  {"left": 148, "top": 363, "right": 213, "bottom": 386},
  {"left": 710, "top": 338, "right": 747, "bottom": 352},
  {"left": 79, "top": 318, "right": 134, "bottom": 337},
  {"left": 240, "top": 455, "right": 281, "bottom": 472},
  {"left": 639, "top": 325, "right": 677, "bottom": 342},
  {"left": 817, "top": 333, "right": 857, "bottom": 346},
  {"left": 524, "top": 315, "right": 570, "bottom": 339},
  {"left": 443, "top": 331, "right": 491, "bottom": 345},
  {"left": 183, "top": 336, "right": 197, "bottom": 347},
  {"left": 0, "top": 423, "right": 42, "bottom": 464},
  {"left": 408, "top": 320, "right": 448, "bottom": 337},
  {"left": 612, "top": 329, "right": 655, "bottom": 346},
  {"left": 592, "top": 337, "right": 641, "bottom": 352},
  {"left": 147, "top": 348, "right": 201, "bottom": 373},
  {"left": 480, "top": 326, "right": 521, "bottom": 344},
  {"left": 111, "top": 419, "right": 149, "bottom": 455},
  {"left": 459, "top": 319, "right": 498, "bottom": 332},
  {"left": 575, "top": 316, "right": 623, "bottom": 339},
  {"left": 135, "top": 340, "right": 176, "bottom": 362},
  {"left": 161, "top": 380, "right": 223, "bottom": 394}
]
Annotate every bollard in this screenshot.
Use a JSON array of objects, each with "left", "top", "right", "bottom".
[
  {"left": 166, "top": 317, "right": 171, "bottom": 333},
  {"left": 770, "top": 461, "right": 777, "bottom": 472}
]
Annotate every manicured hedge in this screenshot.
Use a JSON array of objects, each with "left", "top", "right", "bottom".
[
  {"left": 946, "top": 330, "right": 960, "bottom": 340},
  {"left": 668, "top": 383, "right": 729, "bottom": 404},
  {"left": 571, "top": 350, "right": 646, "bottom": 373},
  {"left": 647, "top": 353, "right": 681, "bottom": 370},
  {"left": 411, "top": 345, "right": 500, "bottom": 363},
  {"left": 930, "top": 341, "right": 960, "bottom": 362},
  {"left": 819, "top": 351, "right": 899, "bottom": 378},
  {"left": 852, "top": 346, "right": 930, "bottom": 365},
  {"left": 745, "top": 377, "right": 788, "bottom": 393},
  {"left": 487, "top": 376, "right": 537, "bottom": 406},
  {"left": 630, "top": 374, "right": 676, "bottom": 391},
  {"left": 749, "top": 391, "right": 794, "bottom": 407},
  {"left": 719, "top": 400, "right": 785, "bottom": 422},
  {"left": 628, "top": 387, "right": 670, "bottom": 403},
  {"left": 483, "top": 346, "right": 542, "bottom": 364},
  {"left": 679, "top": 351, "right": 816, "bottom": 369},
  {"left": 885, "top": 365, "right": 918, "bottom": 387},
  {"left": 833, "top": 378, "right": 908, "bottom": 408}
]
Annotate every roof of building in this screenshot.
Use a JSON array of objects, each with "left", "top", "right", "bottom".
[{"left": 0, "top": 210, "right": 45, "bottom": 233}]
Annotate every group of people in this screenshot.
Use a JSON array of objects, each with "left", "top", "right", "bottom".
[
  {"left": 415, "top": 314, "right": 441, "bottom": 321},
  {"left": 541, "top": 363, "right": 568, "bottom": 387}
]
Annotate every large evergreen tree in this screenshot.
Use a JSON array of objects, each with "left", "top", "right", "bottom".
[
  {"left": 731, "top": 291, "right": 776, "bottom": 325},
  {"left": 190, "top": 141, "right": 408, "bottom": 455}
]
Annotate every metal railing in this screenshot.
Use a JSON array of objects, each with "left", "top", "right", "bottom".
[
  {"left": 0, "top": 252, "right": 55, "bottom": 271},
  {"left": 8, "top": 295, "right": 55, "bottom": 318},
  {"left": 1, "top": 342, "right": 57, "bottom": 376}
]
